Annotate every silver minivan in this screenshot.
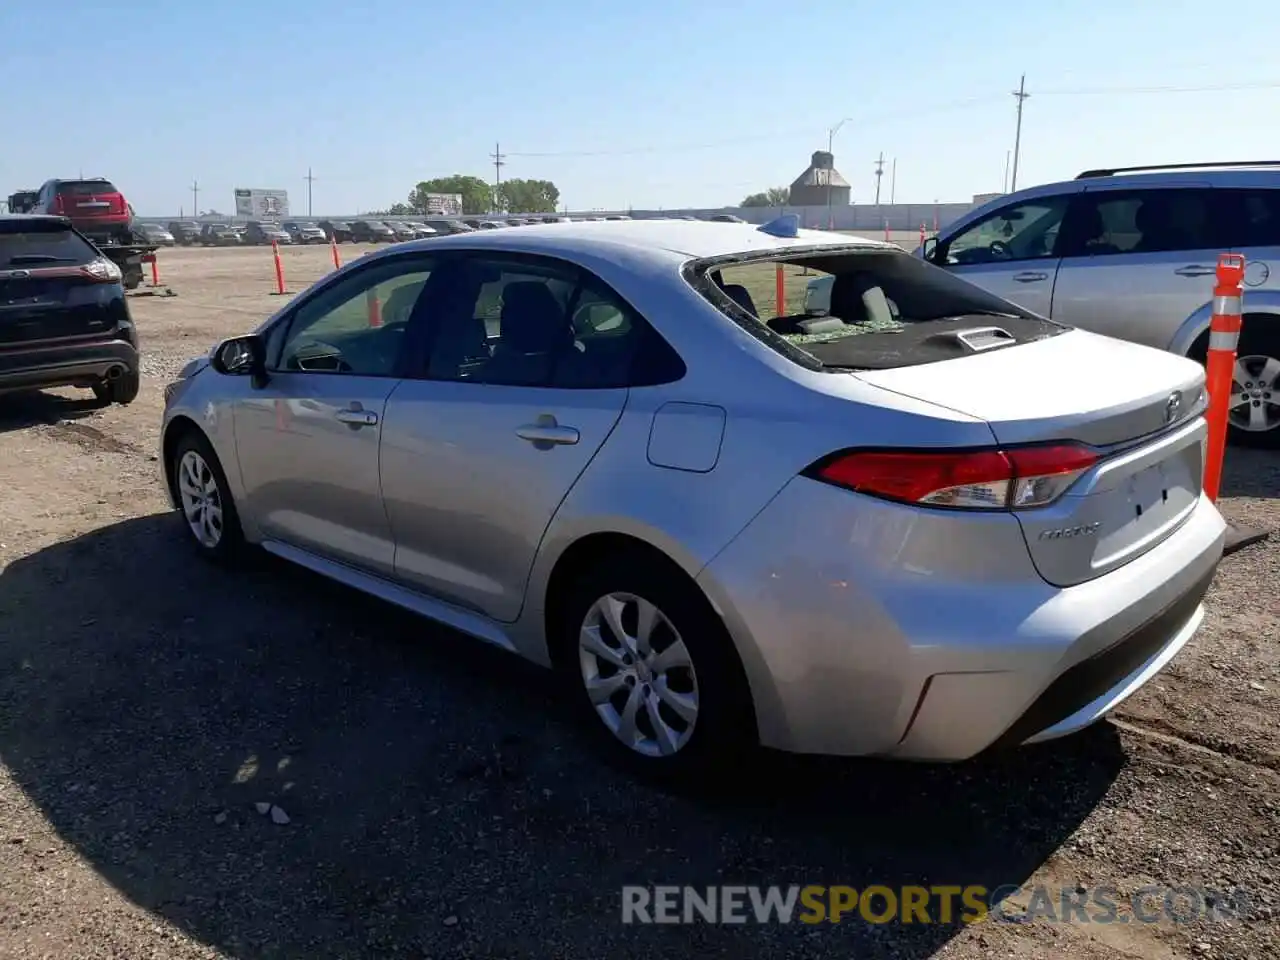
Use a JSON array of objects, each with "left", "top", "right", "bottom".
[{"left": 806, "top": 162, "right": 1280, "bottom": 447}]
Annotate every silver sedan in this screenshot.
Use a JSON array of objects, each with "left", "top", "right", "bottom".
[{"left": 159, "top": 218, "right": 1226, "bottom": 780}]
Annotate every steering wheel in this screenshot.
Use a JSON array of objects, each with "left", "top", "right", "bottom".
[{"left": 988, "top": 239, "right": 1013, "bottom": 261}]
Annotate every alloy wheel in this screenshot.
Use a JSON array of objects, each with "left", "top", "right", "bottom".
[
  {"left": 578, "top": 592, "right": 700, "bottom": 758},
  {"left": 1230, "top": 354, "right": 1280, "bottom": 434},
  {"left": 177, "top": 449, "right": 224, "bottom": 549}
]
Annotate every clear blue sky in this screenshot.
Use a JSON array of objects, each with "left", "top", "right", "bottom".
[{"left": 4, "top": 0, "right": 1279, "bottom": 216}]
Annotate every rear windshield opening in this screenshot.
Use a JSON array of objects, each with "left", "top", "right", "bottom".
[
  {"left": 58, "top": 180, "right": 120, "bottom": 196},
  {"left": 689, "top": 248, "right": 1064, "bottom": 371},
  {"left": 0, "top": 225, "right": 98, "bottom": 267}
]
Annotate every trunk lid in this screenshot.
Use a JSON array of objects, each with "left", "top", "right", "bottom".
[
  {"left": 856, "top": 329, "right": 1208, "bottom": 587},
  {"left": 58, "top": 181, "right": 127, "bottom": 222}
]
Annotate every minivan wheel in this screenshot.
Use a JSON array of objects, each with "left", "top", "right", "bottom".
[
  {"left": 560, "top": 553, "right": 754, "bottom": 782},
  {"left": 1227, "top": 326, "right": 1280, "bottom": 449},
  {"left": 171, "top": 432, "right": 245, "bottom": 562}
]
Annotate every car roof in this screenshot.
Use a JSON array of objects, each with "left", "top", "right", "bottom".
[{"left": 370, "top": 219, "right": 893, "bottom": 262}]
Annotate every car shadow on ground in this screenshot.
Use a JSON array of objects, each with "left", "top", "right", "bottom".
[
  {"left": 0, "top": 514, "right": 1127, "bottom": 960},
  {"left": 0, "top": 391, "right": 102, "bottom": 433},
  {"left": 1219, "top": 447, "right": 1280, "bottom": 500}
]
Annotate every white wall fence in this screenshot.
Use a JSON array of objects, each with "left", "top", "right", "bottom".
[{"left": 135, "top": 201, "right": 979, "bottom": 233}]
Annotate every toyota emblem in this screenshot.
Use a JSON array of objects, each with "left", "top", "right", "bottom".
[{"left": 1165, "top": 392, "right": 1182, "bottom": 424}]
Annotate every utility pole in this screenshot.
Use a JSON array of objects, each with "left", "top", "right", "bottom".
[
  {"left": 1010, "top": 74, "right": 1030, "bottom": 192},
  {"left": 490, "top": 142, "right": 505, "bottom": 213},
  {"left": 873, "top": 152, "right": 885, "bottom": 207},
  {"left": 191, "top": 180, "right": 199, "bottom": 218},
  {"left": 1003, "top": 150, "right": 1011, "bottom": 193},
  {"left": 826, "top": 118, "right": 853, "bottom": 229},
  {"left": 890, "top": 157, "right": 897, "bottom": 205},
  {"left": 305, "top": 167, "right": 316, "bottom": 217}
]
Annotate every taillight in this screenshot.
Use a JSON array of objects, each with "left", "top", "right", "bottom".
[
  {"left": 80, "top": 259, "right": 123, "bottom": 283},
  {"left": 809, "top": 443, "right": 1099, "bottom": 511},
  {"left": 51, "top": 194, "right": 66, "bottom": 215}
]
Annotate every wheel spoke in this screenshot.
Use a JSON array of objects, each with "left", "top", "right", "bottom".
[
  {"left": 1256, "top": 356, "right": 1280, "bottom": 386},
  {"left": 652, "top": 676, "right": 697, "bottom": 724},
  {"left": 585, "top": 672, "right": 628, "bottom": 705},
  {"left": 650, "top": 638, "right": 692, "bottom": 674},
  {"left": 1249, "top": 402, "right": 1271, "bottom": 431},
  {"left": 632, "top": 599, "right": 658, "bottom": 657},
  {"left": 644, "top": 695, "right": 680, "bottom": 756},
  {"left": 599, "top": 595, "right": 631, "bottom": 651},
  {"left": 579, "top": 625, "right": 625, "bottom": 668},
  {"left": 1229, "top": 389, "right": 1251, "bottom": 411},
  {"left": 616, "top": 683, "right": 643, "bottom": 745}
]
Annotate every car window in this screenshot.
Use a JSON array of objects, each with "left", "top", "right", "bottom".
[
  {"left": 423, "top": 256, "right": 681, "bottom": 389},
  {"left": 941, "top": 197, "right": 1069, "bottom": 265},
  {"left": 274, "top": 257, "right": 435, "bottom": 376},
  {"left": 57, "top": 180, "right": 120, "bottom": 196},
  {"left": 1214, "top": 189, "right": 1280, "bottom": 248},
  {"left": 0, "top": 223, "right": 99, "bottom": 267},
  {"left": 1059, "top": 188, "right": 1221, "bottom": 257}
]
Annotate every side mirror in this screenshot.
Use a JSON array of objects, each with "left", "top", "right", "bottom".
[
  {"left": 210, "top": 334, "right": 267, "bottom": 385},
  {"left": 921, "top": 236, "right": 939, "bottom": 262}
]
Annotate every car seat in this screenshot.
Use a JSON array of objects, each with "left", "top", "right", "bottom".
[
  {"left": 484, "top": 282, "right": 573, "bottom": 385},
  {"left": 720, "top": 283, "right": 758, "bottom": 317}
]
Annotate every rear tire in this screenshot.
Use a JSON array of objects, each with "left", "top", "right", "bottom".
[
  {"left": 1195, "top": 320, "right": 1280, "bottom": 449},
  {"left": 557, "top": 550, "right": 755, "bottom": 785},
  {"left": 92, "top": 369, "right": 140, "bottom": 405},
  {"left": 170, "top": 431, "right": 246, "bottom": 564}
]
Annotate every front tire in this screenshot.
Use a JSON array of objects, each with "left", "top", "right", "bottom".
[
  {"left": 559, "top": 552, "right": 754, "bottom": 783},
  {"left": 171, "top": 432, "right": 245, "bottom": 563}
]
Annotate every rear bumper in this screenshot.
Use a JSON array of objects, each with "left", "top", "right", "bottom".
[
  {"left": 697, "top": 479, "right": 1226, "bottom": 760},
  {"left": 0, "top": 338, "right": 139, "bottom": 394}
]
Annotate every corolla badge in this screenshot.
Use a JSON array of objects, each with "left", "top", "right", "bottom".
[
  {"left": 1165, "top": 392, "right": 1182, "bottom": 424},
  {"left": 1038, "top": 522, "right": 1102, "bottom": 541}
]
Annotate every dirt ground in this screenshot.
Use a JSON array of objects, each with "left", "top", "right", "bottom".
[{"left": 0, "top": 243, "right": 1276, "bottom": 960}]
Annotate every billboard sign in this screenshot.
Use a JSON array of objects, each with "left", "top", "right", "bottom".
[
  {"left": 234, "top": 188, "right": 290, "bottom": 219},
  {"left": 422, "top": 193, "right": 463, "bottom": 216}
]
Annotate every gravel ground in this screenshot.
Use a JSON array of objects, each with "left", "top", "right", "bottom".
[{"left": 0, "top": 244, "right": 1276, "bottom": 960}]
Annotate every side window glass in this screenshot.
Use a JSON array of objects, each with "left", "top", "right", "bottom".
[
  {"left": 1062, "top": 189, "right": 1218, "bottom": 258},
  {"left": 1215, "top": 189, "right": 1280, "bottom": 248},
  {"left": 274, "top": 258, "right": 434, "bottom": 376},
  {"left": 424, "top": 257, "right": 681, "bottom": 389},
  {"left": 941, "top": 197, "right": 1069, "bottom": 265}
]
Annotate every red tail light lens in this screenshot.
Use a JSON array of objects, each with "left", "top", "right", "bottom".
[
  {"left": 50, "top": 194, "right": 66, "bottom": 215},
  {"left": 810, "top": 444, "right": 1098, "bottom": 510}
]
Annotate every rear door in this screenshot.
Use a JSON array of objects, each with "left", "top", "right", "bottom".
[
  {"left": 380, "top": 253, "right": 653, "bottom": 621},
  {"left": 0, "top": 221, "right": 118, "bottom": 346},
  {"left": 932, "top": 194, "right": 1071, "bottom": 317},
  {"left": 1049, "top": 183, "right": 1224, "bottom": 350}
]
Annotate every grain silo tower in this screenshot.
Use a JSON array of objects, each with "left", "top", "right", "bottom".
[{"left": 788, "top": 150, "right": 850, "bottom": 207}]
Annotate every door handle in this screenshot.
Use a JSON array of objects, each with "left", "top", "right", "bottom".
[
  {"left": 1013, "top": 271, "right": 1048, "bottom": 283},
  {"left": 334, "top": 408, "right": 378, "bottom": 427},
  {"left": 1174, "top": 265, "right": 1216, "bottom": 277},
  {"left": 516, "top": 417, "right": 580, "bottom": 446}
]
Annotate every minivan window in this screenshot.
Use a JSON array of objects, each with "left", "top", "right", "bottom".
[
  {"left": 689, "top": 249, "right": 1062, "bottom": 371},
  {"left": 1058, "top": 188, "right": 1221, "bottom": 257},
  {"left": 939, "top": 197, "right": 1069, "bottom": 265},
  {"left": 1215, "top": 188, "right": 1280, "bottom": 247}
]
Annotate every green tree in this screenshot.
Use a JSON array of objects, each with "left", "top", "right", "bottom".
[
  {"left": 741, "top": 187, "right": 790, "bottom": 207},
  {"left": 407, "top": 176, "right": 493, "bottom": 215},
  {"left": 496, "top": 178, "right": 561, "bottom": 214},
  {"left": 382, "top": 202, "right": 413, "bottom": 215}
]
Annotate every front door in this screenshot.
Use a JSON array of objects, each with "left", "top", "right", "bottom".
[
  {"left": 380, "top": 254, "right": 651, "bottom": 621},
  {"left": 933, "top": 194, "right": 1071, "bottom": 318},
  {"left": 232, "top": 253, "right": 436, "bottom": 575},
  {"left": 1049, "top": 184, "right": 1224, "bottom": 350}
]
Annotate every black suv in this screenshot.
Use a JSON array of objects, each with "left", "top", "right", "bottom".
[{"left": 0, "top": 215, "right": 140, "bottom": 405}]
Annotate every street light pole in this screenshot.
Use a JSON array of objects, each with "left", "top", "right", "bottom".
[{"left": 826, "top": 117, "right": 854, "bottom": 229}]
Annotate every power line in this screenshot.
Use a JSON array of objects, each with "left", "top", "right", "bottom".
[{"left": 1037, "top": 79, "right": 1280, "bottom": 96}]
